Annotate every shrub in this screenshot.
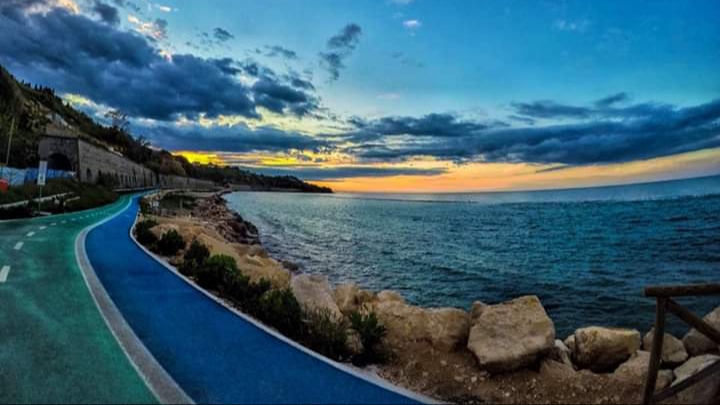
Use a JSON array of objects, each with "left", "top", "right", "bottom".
[
  {"left": 226, "top": 275, "right": 271, "bottom": 317},
  {"left": 135, "top": 219, "right": 159, "bottom": 247},
  {"left": 196, "top": 254, "right": 237, "bottom": 291},
  {"left": 157, "top": 229, "right": 186, "bottom": 256},
  {"left": 349, "top": 310, "right": 387, "bottom": 365},
  {"left": 302, "top": 309, "right": 350, "bottom": 361},
  {"left": 180, "top": 239, "right": 211, "bottom": 277},
  {"left": 258, "top": 289, "right": 304, "bottom": 337}
]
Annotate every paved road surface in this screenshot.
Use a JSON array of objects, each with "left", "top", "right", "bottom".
[
  {"left": 0, "top": 197, "right": 156, "bottom": 404},
  {"left": 85, "top": 196, "right": 423, "bottom": 405}
]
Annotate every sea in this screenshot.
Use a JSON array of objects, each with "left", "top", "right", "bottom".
[{"left": 225, "top": 175, "right": 720, "bottom": 337}]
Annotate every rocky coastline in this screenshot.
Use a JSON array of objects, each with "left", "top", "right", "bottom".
[{"left": 140, "top": 192, "right": 720, "bottom": 405}]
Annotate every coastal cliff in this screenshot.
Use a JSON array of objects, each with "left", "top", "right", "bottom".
[{"left": 137, "top": 192, "right": 720, "bottom": 405}]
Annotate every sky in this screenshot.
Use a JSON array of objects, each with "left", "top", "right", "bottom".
[{"left": 1, "top": 0, "right": 719, "bottom": 192}]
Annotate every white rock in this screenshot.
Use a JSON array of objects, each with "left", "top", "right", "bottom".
[
  {"left": 467, "top": 296, "right": 556, "bottom": 373},
  {"left": 672, "top": 355, "right": 720, "bottom": 404},
  {"left": 642, "top": 328, "right": 689, "bottom": 366},
  {"left": 291, "top": 274, "right": 343, "bottom": 320},
  {"left": 573, "top": 327, "right": 641, "bottom": 372},
  {"left": 682, "top": 306, "right": 720, "bottom": 357}
]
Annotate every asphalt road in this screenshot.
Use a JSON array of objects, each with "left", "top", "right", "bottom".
[{"left": 0, "top": 196, "right": 156, "bottom": 404}]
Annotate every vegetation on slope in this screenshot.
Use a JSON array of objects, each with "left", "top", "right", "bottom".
[{"left": 0, "top": 65, "right": 331, "bottom": 193}]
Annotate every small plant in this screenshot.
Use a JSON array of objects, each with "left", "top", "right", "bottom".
[
  {"left": 157, "top": 229, "right": 185, "bottom": 256},
  {"left": 258, "top": 289, "right": 304, "bottom": 338},
  {"left": 225, "top": 274, "right": 271, "bottom": 316},
  {"left": 180, "top": 239, "right": 211, "bottom": 277},
  {"left": 302, "top": 309, "right": 351, "bottom": 361},
  {"left": 135, "top": 219, "right": 159, "bottom": 247},
  {"left": 349, "top": 310, "right": 387, "bottom": 365},
  {"left": 196, "top": 254, "right": 237, "bottom": 291}
]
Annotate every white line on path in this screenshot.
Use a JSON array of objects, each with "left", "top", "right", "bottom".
[
  {"left": 26, "top": 232, "right": 35, "bottom": 237},
  {"left": 14, "top": 242, "right": 23, "bottom": 251},
  {"left": 51, "top": 223, "right": 57, "bottom": 226},
  {"left": 0, "top": 266, "right": 10, "bottom": 283},
  {"left": 39, "top": 226, "right": 47, "bottom": 230}
]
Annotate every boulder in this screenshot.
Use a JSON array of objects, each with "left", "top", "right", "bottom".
[
  {"left": 682, "top": 306, "right": 720, "bottom": 356},
  {"left": 549, "top": 339, "right": 574, "bottom": 368},
  {"left": 672, "top": 355, "right": 720, "bottom": 404},
  {"left": 376, "top": 290, "right": 405, "bottom": 304},
  {"left": 467, "top": 296, "right": 555, "bottom": 373},
  {"left": 334, "top": 284, "right": 374, "bottom": 316},
  {"left": 426, "top": 308, "right": 472, "bottom": 351},
  {"left": 373, "top": 299, "right": 470, "bottom": 352},
  {"left": 565, "top": 335, "right": 577, "bottom": 355},
  {"left": 643, "top": 328, "right": 689, "bottom": 366},
  {"left": 613, "top": 351, "right": 673, "bottom": 389},
  {"left": 573, "top": 327, "right": 641, "bottom": 372},
  {"left": 290, "top": 274, "right": 343, "bottom": 320}
]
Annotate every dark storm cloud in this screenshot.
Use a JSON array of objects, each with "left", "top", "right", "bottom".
[
  {"left": 138, "top": 122, "right": 329, "bottom": 153},
  {"left": 0, "top": 4, "right": 318, "bottom": 121},
  {"left": 340, "top": 113, "right": 499, "bottom": 143},
  {"left": 344, "top": 98, "right": 720, "bottom": 165},
  {"left": 213, "top": 27, "right": 234, "bottom": 42},
  {"left": 93, "top": 1, "right": 119, "bottom": 26},
  {"left": 319, "top": 23, "right": 362, "bottom": 81}
]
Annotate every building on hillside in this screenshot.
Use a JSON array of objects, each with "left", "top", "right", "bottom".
[{"left": 38, "top": 126, "right": 158, "bottom": 189}]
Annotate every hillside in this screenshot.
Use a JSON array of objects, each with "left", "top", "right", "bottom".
[{"left": 0, "top": 65, "right": 331, "bottom": 193}]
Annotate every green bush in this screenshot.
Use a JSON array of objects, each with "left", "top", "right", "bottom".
[
  {"left": 196, "top": 254, "right": 237, "bottom": 291},
  {"left": 258, "top": 289, "right": 304, "bottom": 337},
  {"left": 303, "top": 309, "right": 350, "bottom": 361},
  {"left": 349, "top": 310, "right": 387, "bottom": 365},
  {"left": 135, "top": 219, "right": 159, "bottom": 247},
  {"left": 157, "top": 229, "right": 186, "bottom": 256},
  {"left": 180, "top": 239, "right": 211, "bottom": 277},
  {"left": 225, "top": 274, "right": 271, "bottom": 316}
]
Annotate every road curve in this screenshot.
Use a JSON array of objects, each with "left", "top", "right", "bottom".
[
  {"left": 0, "top": 197, "right": 157, "bottom": 404},
  {"left": 84, "top": 196, "right": 428, "bottom": 405}
]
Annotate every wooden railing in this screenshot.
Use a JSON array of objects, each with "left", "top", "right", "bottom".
[{"left": 643, "top": 283, "right": 720, "bottom": 405}]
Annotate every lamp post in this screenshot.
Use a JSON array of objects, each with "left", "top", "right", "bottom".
[{"left": 1, "top": 117, "right": 15, "bottom": 180}]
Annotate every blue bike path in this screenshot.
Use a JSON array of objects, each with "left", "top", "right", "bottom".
[{"left": 85, "top": 196, "right": 423, "bottom": 405}]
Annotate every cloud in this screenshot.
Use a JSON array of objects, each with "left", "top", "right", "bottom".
[
  {"left": 403, "top": 19, "right": 422, "bottom": 29},
  {"left": 319, "top": 23, "right": 362, "bottom": 81},
  {"left": 138, "top": 121, "right": 329, "bottom": 154},
  {"left": 128, "top": 15, "right": 168, "bottom": 41},
  {"left": 553, "top": 19, "right": 590, "bottom": 33},
  {"left": 343, "top": 98, "right": 720, "bottom": 165},
  {"left": 594, "top": 92, "right": 630, "bottom": 107},
  {"left": 232, "top": 165, "right": 447, "bottom": 181},
  {"left": 213, "top": 27, "right": 234, "bottom": 42},
  {"left": 92, "top": 1, "right": 119, "bottom": 25},
  {"left": 0, "top": 3, "right": 318, "bottom": 121},
  {"left": 263, "top": 45, "right": 298, "bottom": 60}
]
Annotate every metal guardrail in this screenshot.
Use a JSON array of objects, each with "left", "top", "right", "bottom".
[{"left": 643, "top": 283, "right": 720, "bottom": 404}]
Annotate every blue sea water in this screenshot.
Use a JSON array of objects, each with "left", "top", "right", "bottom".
[{"left": 225, "top": 175, "right": 720, "bottom": 337}]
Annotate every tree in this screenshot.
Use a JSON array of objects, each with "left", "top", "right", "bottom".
[{"left": 105, "top": 109, "right": 130, "bottom": 133}]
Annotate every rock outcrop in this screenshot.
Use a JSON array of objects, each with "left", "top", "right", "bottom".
[
  {"left": 549, "top": 339, "right": 574, "bottom": 369},
  {"left": 672, "top": 355, "right": 720, "bottom": 404},
  {"left": 371, "top": 296, "right": 470, "bottom": 352},
  {"left": 334, "top": 283, "right": 374, "bottom": 316},
  {"left": 573, "top": 327, "right": 641, "bottom": 372},
  {"left": 613, "top": 351, "right": 673, "bottom": 389},
  {"left": 682, "top": 306, "right": 720, "bottom": 357},
  {"left": 290, "top": 274, "right": 343, "bottom": 320},
  {"left": 467, "top": 296, "right": 555, "bottom": 373},
  {"left": 642, "top": 328, "right": 689, "bottom": 366}
]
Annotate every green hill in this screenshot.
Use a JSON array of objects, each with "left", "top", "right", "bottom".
[{"left": 0, "top": 65, "right": 331, "bottom": 193}]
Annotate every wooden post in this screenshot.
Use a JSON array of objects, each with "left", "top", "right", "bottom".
[{"left": 644, "top": 297, "right": 667, "bottom": 405}]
